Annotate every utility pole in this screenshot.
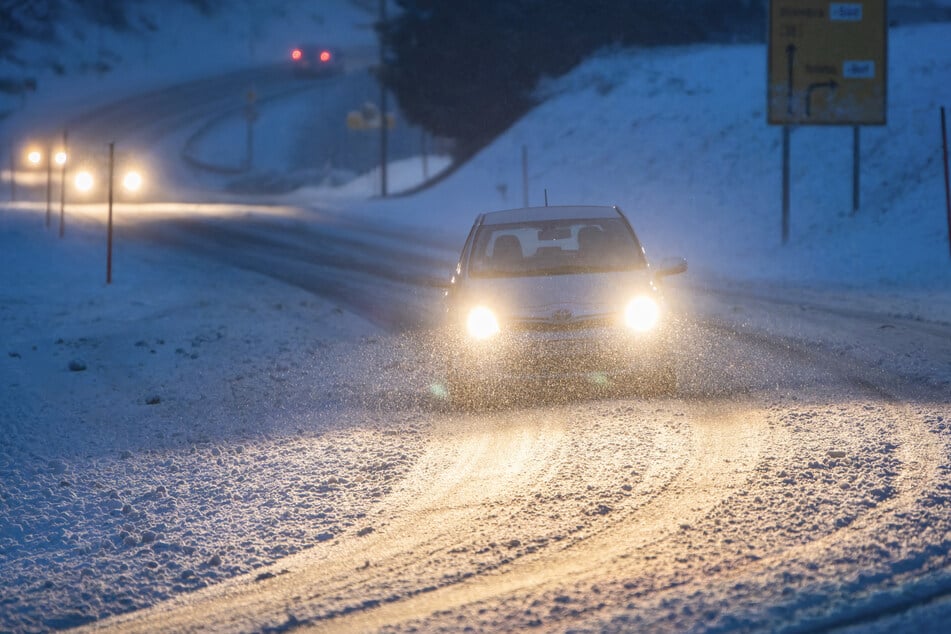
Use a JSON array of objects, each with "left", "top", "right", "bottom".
[{"left": 378, "top": 0, "right": 388, "bottom": 197}]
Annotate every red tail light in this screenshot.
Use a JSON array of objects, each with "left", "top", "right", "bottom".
[
  {"left": 319, "top": 50, "right": 332, "bottom": 63},
  {"left": 291, "top": 49, "right": 303, "bottom": 61}
]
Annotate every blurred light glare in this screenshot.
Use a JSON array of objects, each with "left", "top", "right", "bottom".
[
  {"left": 54, "top": 151, "right": 68, "bottom": 166},
  {"left": 320, "top": 50, "right": 331, "bottom": 62},
  {"left": 74, "top": 170, "right": 94, "bottom": 192},
  {"left": 26, "top": 150, "right": 42, "bottom": 166},
  {"left": 123, "top": 170, "right": 143, "bottom": 192},
  {"left": 466, "top": 306, "right": 500, "bottom": 340},
  {"left": 291, "top": 48, "right": 302, "bottom": 61},
  {"left": 624, "top": 296, "right": 660, "bottom": 332}
]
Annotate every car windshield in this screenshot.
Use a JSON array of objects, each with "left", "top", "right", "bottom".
[{"left": 469, "top": 217, "right": 646, "bottom": 278}]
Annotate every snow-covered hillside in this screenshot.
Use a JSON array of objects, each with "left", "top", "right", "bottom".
[
  {"left": 339, "top": 22, "right": 951, "bottom": 294},
  {"left": 0, "top": 0, "right": 374, "bottom": 125}
]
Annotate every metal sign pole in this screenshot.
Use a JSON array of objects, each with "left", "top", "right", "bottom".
[
  {"left": 782, "top": 126, "right": 790, "bottom": 244},
  {"left": 852, "top": 125, "right": 860, "bottom": 214}
]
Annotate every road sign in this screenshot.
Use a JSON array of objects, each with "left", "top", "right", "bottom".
[
  {"left": 768, "top": 0, "right": 887, "bottom": 125},
  {"left": 346, "top": 107, "right": 396, "bottom": 131}
]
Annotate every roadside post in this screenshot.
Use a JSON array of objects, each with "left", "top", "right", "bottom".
[
  {"left": 768, "top": 0, "right": 887, "bottom": 242},
  {"left": 421, "top": 130, "right": 428, "bottom": 180},
  {"left": 59, "top": 130, "right": 67, "bottom": 238},
  {"left": 942, "top": 106, "right": 951, "bottom": 258},
  {"left": 45, "top": 144, "right": 52, "bottom": 228},
  {"left": 107, "top": 142, "right": 115, "bottom": 285},
  {"left": 8, "top": 144, "right": 15, "bottom": 202},
  {"left": 522, "top": 145, "right": 529, "bottom": 208},
  {"left": 378, "top": 0, "right": 389, "bottom": 197},
  {"left": 244, "top": 89, "right": 258, "bottom": 170}
]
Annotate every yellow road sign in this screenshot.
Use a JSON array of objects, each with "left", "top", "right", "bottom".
[{"left": 768, "top": 0, "right": 887, "bottom": 125}]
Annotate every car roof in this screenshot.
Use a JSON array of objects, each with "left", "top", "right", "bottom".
[{"left": 480, "top": 205, "right": 622, "bottom": 225}]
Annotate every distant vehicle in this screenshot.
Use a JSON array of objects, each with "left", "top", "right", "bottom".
[
  {"left": 444, "top": 205, "right": 687, "bottom": 405},
  {"left": 289, "top": 45, "right": 343, "bottom": 76}
]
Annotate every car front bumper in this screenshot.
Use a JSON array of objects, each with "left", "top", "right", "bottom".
[{"left": 447, "top": 323, "right": 672, "bottom": 385}]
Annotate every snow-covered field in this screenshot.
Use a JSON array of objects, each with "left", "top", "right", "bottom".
[{"left": 2, "top": 2, "right": 951, "bottom": 632}]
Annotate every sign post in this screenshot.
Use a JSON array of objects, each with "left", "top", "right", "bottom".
[
  {"left": 852, "top": 125, "right": 860, "bottom": 214},
  {"left": 782, "top": 126, "right": 790, "bottom": 243},
  {"left": 768, "top": 1, "right": 887, "bottom": 239}
]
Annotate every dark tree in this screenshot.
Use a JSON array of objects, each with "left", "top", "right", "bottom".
[{"left": 380, "top": 0, "right": 765, "bottom": 156}]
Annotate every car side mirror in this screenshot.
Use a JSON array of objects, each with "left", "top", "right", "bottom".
[{"left": 654, "top": 256, "right": 687, "bottom": 279}]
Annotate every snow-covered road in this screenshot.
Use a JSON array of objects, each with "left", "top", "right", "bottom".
[
  {"left": 60, "top": 255, "right": 949, "bottom": 632},
  {"left": 4, "top": 205, "right": 941, "bottom": 632}
]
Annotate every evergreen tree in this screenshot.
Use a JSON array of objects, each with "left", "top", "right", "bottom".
[{"left": 380, "top": 0, "right": 765, "bottom": 156}]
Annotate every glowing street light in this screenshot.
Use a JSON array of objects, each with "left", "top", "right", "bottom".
[
  {"left": 26, "top": 149, "right": 42, "bottom": 166},
  {"left": 122, "top": 170, "right": 143, "bottom": 193},
  {"left": 54, "top": 150, "right": 68, "bottom": 166},
  {"left": 74, "top": 170, "right": 94, "bottom": 193}
]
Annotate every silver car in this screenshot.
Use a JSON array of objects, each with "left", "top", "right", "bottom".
[{"left": 444, "top": 205, "right": 686, "bottom": 405}]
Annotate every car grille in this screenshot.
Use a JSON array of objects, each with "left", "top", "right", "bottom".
[
  {"left": 511, "top": 314, "right": 614, "bottom": 332},
  {"left": 501, "top": 326, "right": 635, "bottom": 374}
]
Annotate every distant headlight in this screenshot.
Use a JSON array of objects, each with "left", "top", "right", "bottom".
[
  {"left": 624, "top": 296, "right": 660, "bottom": 332},
  {"left": 122, "top": 170, "right": 143, "bottom": 192},
  {"left": 74, "top": 170, "right": 94, "bottom": 193},
  {"left": 466, "top": 306, "right": 500, "bottom": 340}
]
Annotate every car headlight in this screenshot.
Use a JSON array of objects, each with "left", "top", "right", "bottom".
[
  {"left": 466, "top": 306, "right": 500, "bottom": 340},
  {"left": 624, "top": 296, "right": 660, "bottom": 332}
]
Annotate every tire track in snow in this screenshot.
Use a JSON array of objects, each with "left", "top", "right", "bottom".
[
  {"left": 78, "top": 409, "right": 573, "bottom": 633},
  {"left": 301, "top": 400, "right": 765, "bottom": 633},
  {"left": 328, "top": 315, "right": 946, "bottom": 633}
]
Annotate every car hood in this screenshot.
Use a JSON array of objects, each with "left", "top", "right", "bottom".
[{"left": 461, "top": 270, "right": 654, "bottom": 323}]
